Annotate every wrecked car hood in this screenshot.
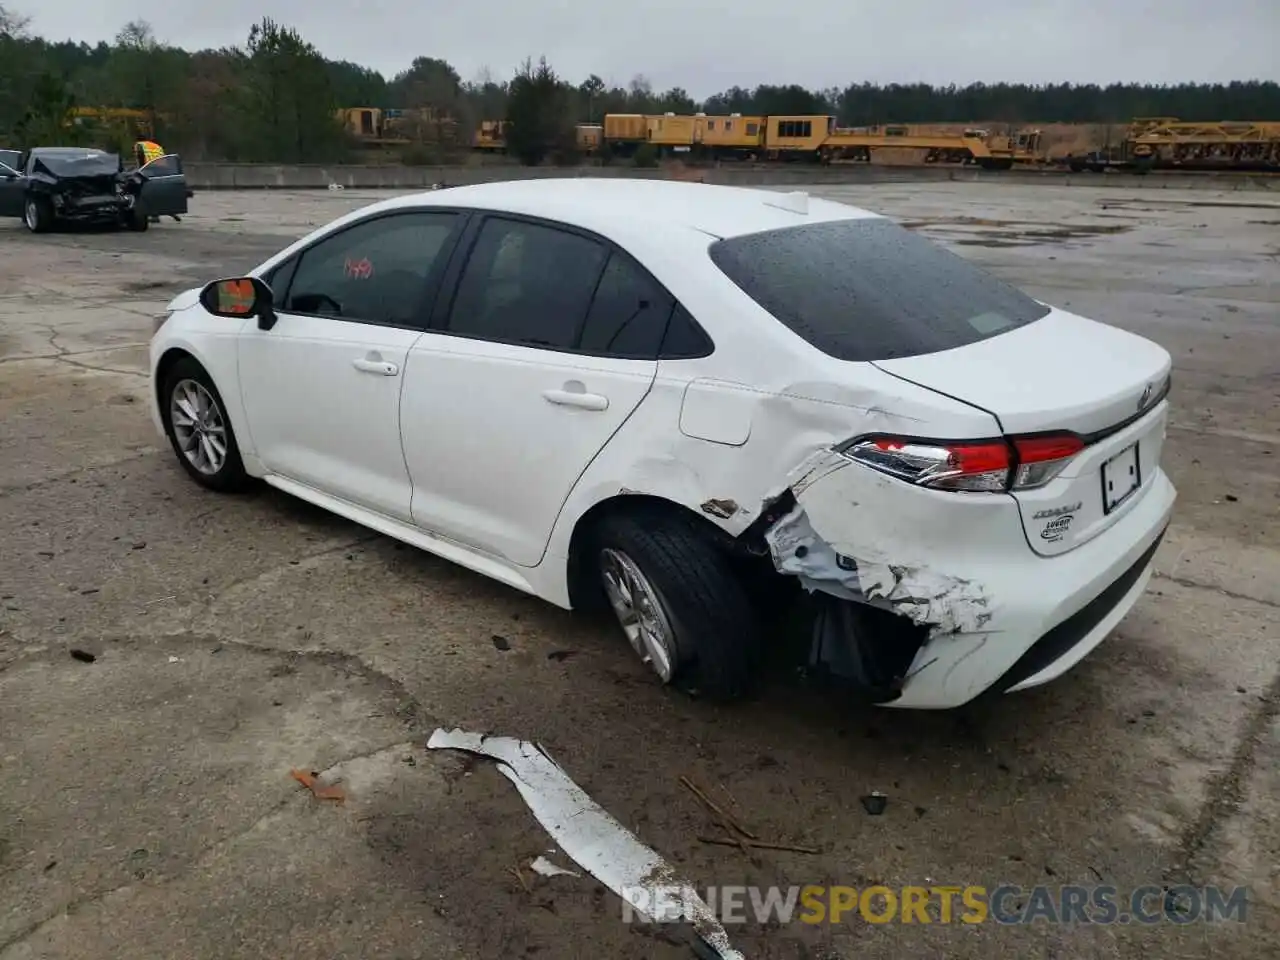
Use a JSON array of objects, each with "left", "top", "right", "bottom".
[
  {"left": 870, "top": 306, "right": 1172, "bottom": 436},
  {"left": 32, "top": 152, "right": 122, "bottom": 180}
]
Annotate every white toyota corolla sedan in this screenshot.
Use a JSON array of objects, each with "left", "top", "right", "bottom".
[{"left": 149, "top": 178, "right": 1175, "bottom": 709}]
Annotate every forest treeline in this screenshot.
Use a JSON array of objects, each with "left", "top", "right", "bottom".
[{"left": 2, "top": 5, "right": 1277, "bottom": 163}]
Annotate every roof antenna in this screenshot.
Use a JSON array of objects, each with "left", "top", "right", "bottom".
[{"left": 763, "top": 190, "right": 809, "bottom": 215}]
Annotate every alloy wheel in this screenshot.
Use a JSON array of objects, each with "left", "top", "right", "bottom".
[
  {"left": 599, "top": 547, "right": 678, "bottom": 682},
  {"left": 169, "top": 378, "right": 228, "bottom": 475}
]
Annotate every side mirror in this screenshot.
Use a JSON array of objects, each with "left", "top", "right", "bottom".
[{"left": 199, "top": 276, "right": 278, "bottom": 331}]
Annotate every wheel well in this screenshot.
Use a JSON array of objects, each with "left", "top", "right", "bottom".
[
  {"left": 565, "top": 493, "right": 751, "bottom": 610},
  {"left": 153, "top": 347, "right": 198, "bottom": 414}
]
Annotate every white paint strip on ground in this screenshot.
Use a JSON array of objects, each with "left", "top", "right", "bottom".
[{"left": 427, "top": 727, "right": 746, "bottom": 960}]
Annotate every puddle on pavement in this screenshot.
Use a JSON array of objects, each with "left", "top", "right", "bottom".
[{"left": 902, "top": 215, "right": 1132, "bottom": 248}]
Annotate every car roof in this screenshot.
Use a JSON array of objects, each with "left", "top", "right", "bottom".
[
  {"left": 31, "top": 147, "right": 111, "bottom": 157},
  {"left": 369, "top": 178, "right": 882, "bottom": 240}
]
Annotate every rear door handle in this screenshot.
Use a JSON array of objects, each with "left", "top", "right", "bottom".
[
  {"left": 542, "top": 388, "right": 609, "bottom": 411},
  {"left": 352, "top": 357, "right": 398, "bottom": 376}
]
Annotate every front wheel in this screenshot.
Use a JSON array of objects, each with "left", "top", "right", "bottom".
[
  {"left": 160, "top": 357, "right": 251, "bottom": 492},
  {"left": 23, "top": 196, "right": 53, "bottom": 233},
  {"left": 591, "top": 510, "right": 763, "bottom": 702},
  {"left": 125, "top": 208, "right": 149, "bottom": 231}
]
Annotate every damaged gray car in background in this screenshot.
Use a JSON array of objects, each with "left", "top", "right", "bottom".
[{"left": 0, "top": 146, "right": 190, "bottom": 233}]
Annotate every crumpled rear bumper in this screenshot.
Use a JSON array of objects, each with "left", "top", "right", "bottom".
[{"left": 763, "top": 449, "right": 1176, "bottom": 709}]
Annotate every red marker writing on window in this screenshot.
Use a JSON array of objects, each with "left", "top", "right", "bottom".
[{"left": 344, "top": 256, "right": 374, "bottom": 279}]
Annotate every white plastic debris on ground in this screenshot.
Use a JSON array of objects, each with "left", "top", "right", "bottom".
[
  {"left": 427, "top": 728, "right": 746, "bottom": 960},
  {"left": 529, "top": 855, "right": 580, "bottom": 879}
]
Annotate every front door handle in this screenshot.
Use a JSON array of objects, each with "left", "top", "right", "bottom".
[
  {"left": 352, "top": 357, "right": 398, "bottom": 376},
  {"left": 543, "top": 387, "right": 609, "bottom": 411}
]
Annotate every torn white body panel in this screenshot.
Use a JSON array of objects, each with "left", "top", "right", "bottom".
[
  {"left": 777, "top": 449, "right": 1176, "bottom": 709},
  {"left": 427, "top": 728, "right": 746, "bottom": 960}
]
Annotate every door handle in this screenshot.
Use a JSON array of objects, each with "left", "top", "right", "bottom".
[
  {"left": 352, "top": 357, "right": 398, "bottom": 376},
  {"left": 543, "top": 388, "right": 609, "bottom": 411}
]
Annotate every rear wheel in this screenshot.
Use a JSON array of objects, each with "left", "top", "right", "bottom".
[
  {"left": 589, "top": 508, "right": 762, "bottom": 702},
  {"left": 23, "top": 196, "right": 52, "bottom": 233},
  {"left": 160, "top": 356, "right": 250, "bottom": 492}
]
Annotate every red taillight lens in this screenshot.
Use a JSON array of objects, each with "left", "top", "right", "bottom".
[
  {"left": 840, "top": 431, "right": 1085, "bottom": 493},
  {"left": 841, "top": 437, "right": 1013, "bottom": 492},
  {"left": 1010, "top": 433, "right": 1085, "bottom": 490}
]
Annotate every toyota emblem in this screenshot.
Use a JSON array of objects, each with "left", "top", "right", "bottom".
[{"left": 1137, "top": 382, "right": 1153, "bottom": 411}]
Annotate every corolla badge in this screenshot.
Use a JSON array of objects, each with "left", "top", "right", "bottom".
[{"left": 1033, "top": 502, "right": 1081, "bottom": 520}]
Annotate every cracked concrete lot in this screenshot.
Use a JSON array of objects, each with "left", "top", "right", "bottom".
[{"left": 1, "top": 183, "right": 1278, "bottom": 959}]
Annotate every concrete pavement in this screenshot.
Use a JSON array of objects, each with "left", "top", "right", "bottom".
[{"left": 1, "top": 181, "right": 1277, "bottom": 959}]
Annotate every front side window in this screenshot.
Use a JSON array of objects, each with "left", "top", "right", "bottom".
[
  {"left": 709, "top": 217, "right": 1050, "bottom": 362},
  {"left": 283, "top": 212, "right": 458, "bottom": 327},
  {"left": 445, "top": 217, "right": 608, "bottom": 350}
]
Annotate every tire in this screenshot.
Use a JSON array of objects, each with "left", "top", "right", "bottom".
[
  {"left": 159, "top": 356, "right": 251, "bottom": 492},
  {"left": 590, "top": 508, "right": 763, "bottom": 702},
  {"left": 23, "top": 195, "right": 52, "bottom": 233},
  {"left": 126, "top": 208, "right": 149, "bottom": 231}
]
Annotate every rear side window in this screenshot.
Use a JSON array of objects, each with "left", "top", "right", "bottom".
[
  {"left": 577, "top": 253, "right": 675, "bottom": 358},
  {"left": 708, "top": 218, "right": 1050, "bottom": 362},
  {"left": 660, "top": 304, "right": 713, "bottom": 359}
]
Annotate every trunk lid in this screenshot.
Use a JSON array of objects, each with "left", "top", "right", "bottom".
[{"left": 873, "top": 307, "right": 1172, "bottom": 556}]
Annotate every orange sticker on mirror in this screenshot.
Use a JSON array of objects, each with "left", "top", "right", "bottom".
[{"left": 216, "top": 279, "right": 256, "bottom": 314}]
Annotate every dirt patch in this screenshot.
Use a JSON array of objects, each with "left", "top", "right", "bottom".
[{"left": 119, "top": 279, "right": 175, "bottom": 293}]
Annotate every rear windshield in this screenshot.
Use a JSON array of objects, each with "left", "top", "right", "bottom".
[{"left": 708, "top": 217, "right": 1050, "bottom": 362}]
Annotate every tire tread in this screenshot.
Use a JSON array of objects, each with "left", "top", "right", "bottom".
[{"left": 595, "top": 506, "right": 763, "bottom": 701}]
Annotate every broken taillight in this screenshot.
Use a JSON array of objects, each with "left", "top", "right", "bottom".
[
  {"left": 838, "top": 432, "right": 1085, "bottom": 493},
  {"left": 1009, "top": 433, "right": 1086, "bottom": 489}
]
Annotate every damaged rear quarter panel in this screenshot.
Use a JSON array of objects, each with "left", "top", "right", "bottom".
[{"left": 542, "top": 336, "right": 1002, "bottom": 580}]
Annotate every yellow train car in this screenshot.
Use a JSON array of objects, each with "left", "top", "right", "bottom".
[
  {"left": 700, "top": 113, "right": 766, "bottom": 155},
  {"left": 68, "top": 106, "right": 157, "bottom": 140},
  {"left": 1125, "top": 118, "right": 1280, "bottom": 170},
  {"left": 337, "top": 107, "right": 387, "bottom": 140},
  {"left": 763, "top": 115, "right": 836, "bottom": 157},
  {"left": 645, "top": 113, "right": 698, "bottom": 150},
  {"left": 575, "top": 124, "right": 602, "bottom": 154},
  {"left": 474, "top": 119, "right": 509, "bottom": 151},
  {"left": 603, "top": 113, "right": 648, "bottom": 145}
]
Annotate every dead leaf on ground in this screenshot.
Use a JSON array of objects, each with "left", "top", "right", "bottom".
[{"left": 290, "top": 768, "right": 346, "bottom": 803}]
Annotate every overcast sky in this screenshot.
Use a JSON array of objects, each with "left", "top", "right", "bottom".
[{"left": 21, "top": 0, "right": 1279, "bottom": 98}]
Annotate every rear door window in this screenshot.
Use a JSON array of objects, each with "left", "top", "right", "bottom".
[{"left": 708, "top": 217, "right": 1050, "bottom": 362}]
